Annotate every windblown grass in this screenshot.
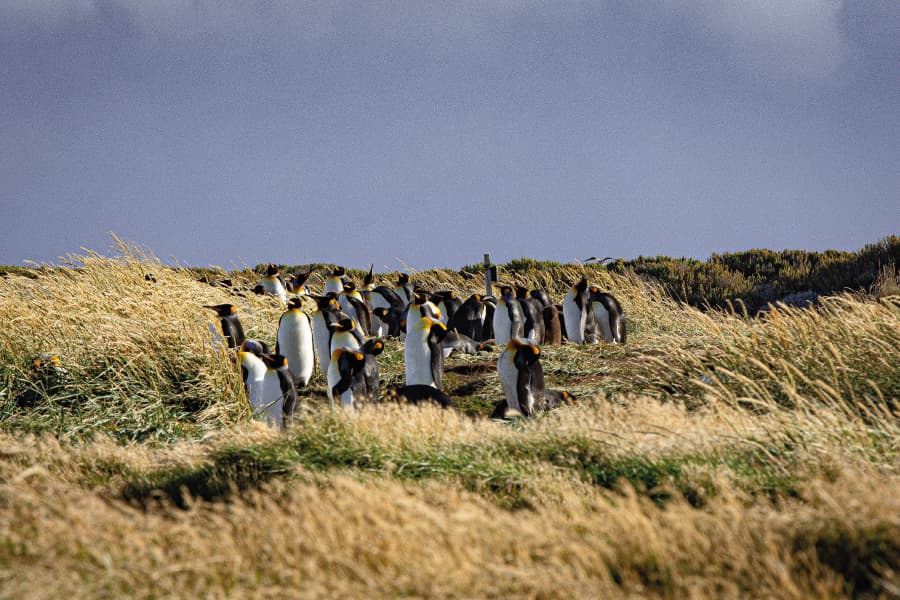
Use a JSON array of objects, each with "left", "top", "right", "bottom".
[{"left": 1, "top": 240, "right": 898, "bottom": 598}]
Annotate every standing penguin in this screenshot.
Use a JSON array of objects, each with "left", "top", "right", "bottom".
[
  {"left": 492, "top": 285, "right": 525, "bottom": 345},
  {"left": 431, "top": 291, "right": 462, "bottom": 325},
  {"left": 588, "top": 286, "right": 627, "bottom": 343},
  {"left": 238, "top": 343, "right": 267, "bottom": 411},
  {"left": 329, "top": 317, "right": 364, "bottom": 355},
  {"left": 405, "top": 316, "right": 448, "bottom": 390},
  {"left": 497, "top": 338, "right": 545, "bottom": 418},
  {"left": 204, "top": 304, "right": 245, "bottom": 349},
  {"left": 339, "top": 281, "right": 373, "bottom": 337},
  {"left": 394, "top": 273, "right": 415, "bottom": 305},
  {"left": 258, "top": 353, "right": 297, "bottom": 429},
  {"left": 276, "top": 298, "right": 315, "bottom": 387},
  {"left": 261, "top": 263, "right": 288, "bottom": 304},
  {"left": 287, "top": 268, "right": 316, "bottom": 296},
  {"left": 562, "top": 277, "right": 597, "bottom": 344},
  {"left": 324, "top": 266, "right": 348, "bottom": 296},
  {"left": 326, "top": 347, "right": 372, "bottom": 410},
  {"left": 447, "top": 294, "right": 489, "bottom": 341},
  {"left": 404, "top": 292, "right": 442, "bottom": 335},
  {"left": 311, "top": 294, "right": 342, "bottom": 377},
  {"left": 514, "top": 285, "right": 545, "bottom": 344},
  {"left": 541, "top": 304, "right": 563, "bottom": 345},
  {"left": 367, "top": 285, "right": 405, "bottom": 337}
]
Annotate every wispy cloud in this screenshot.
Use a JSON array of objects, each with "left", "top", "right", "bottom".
[{"left": 675, "top": 0, "right": 848, "bottom": 81}]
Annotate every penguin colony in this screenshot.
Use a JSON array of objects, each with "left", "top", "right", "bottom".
[{"left": 206, "top": 264, "right": 625, "bottom": 428}]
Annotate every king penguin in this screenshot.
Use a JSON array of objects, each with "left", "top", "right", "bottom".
[
  {"left": 276, "top": 298, "right": 315, "bottom": 387},
  {"left": 393, "top": 273, "right": 415, "bottom": 305},
  {"left": 311, "top": 294, "right": 342, "bottom": 377},
  {"left": 328, "top": 317, "right": 364, "bottom": 355},
  {"left": 324, "top": 266, "right": 348, "bottom": 296},
  {"left": 447, "top": 294, "right": 488, "bottom": 341},
  {"left": 258, "top": 353, "right": 297, "bottom": 428},
  {"left": 238, "top": 342, "right": 267, "bottom": 412},
  {"left": 588, "top": 286, "right": 627, "bottom": 343},
  {"left": 404, "top": 292, "right": 442, "bottom": 337},
  {"left": 497, "top": 338, "right": 545, "bottom": 418},
  {"left": 404, "top": 316, "right": 448, "bottom": 390},
  {"left": 492, "top": 285, "right": 524, "bottom": 345},
  {"left": 431, "top": 290, "right": 461, "bottom": 325},
  {"left": 261, "top": 263, "right": 288, "bottom": 304},
  {"left": 287, "top": 268, "right": 316, "bottom": 296},
  {"left": 514, "top": 285, "right": 545, "bottom": 344},
  {"left": 339, "top": 281, "right": 373, "bottom": 337},
  {"left": 204, "top": 304, "right": 245, "bottom": 348},
  {"left": 326, "top": 347, "right": 373, "bottom": 410},
  {"left": 367, "top": 285, "right": 405, "bottom": 337},
  {"left": 562, "top": 276, "right": 598, "bottom": 344}
]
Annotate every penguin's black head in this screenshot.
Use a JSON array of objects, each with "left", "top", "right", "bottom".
[
  {"left": 343, "top": 281, "right": 357, "bottom": 293},
  {"left": 331, "top": 266, "right": 346, "bottom": 277},
  {"left": 514, "top": 285, "right": 530, "bottom": 299},
  {"left": 397, "top": 273, "right": 410, "bottom": 285},
  {"left": 496, "top": 284, "right": 514, "bottom": 298},
  {"left": 573, "top": 276, "right": 589, "bottom": 294},
  {"left": 265, "top": 263, "right": 279, "bottom": 277},
  {"left": 204, "top": 303, "right": 236, "bottom": 317},
  {"left": 372, "top": 307, "right": 390, "bottom": 319},
  {"left": 512, "top": 340, "right": 541, "bottom": 367},
  {"left": 252, "top": 284, "right": 266, "bottom": 295},
  {"left": 312, "top": 294, "right": 340, "bottom": 311},
  {"left": 363, "top": 338, "right": 385, "bottom": 356},
  {"left": 412, "top": 292, "right": 428, "bottom": 305},
  {"left": 241, "top": 339, "right": 269, "bottom": 356},
  {"left": 287, "top": 297, "right": 304, "bottom": 310},
  {"left": 261, "top": 353, "right": 288, "bottom": 370},
  {"left": 330, "top": 317, "right": 355, "bottom": 332}
]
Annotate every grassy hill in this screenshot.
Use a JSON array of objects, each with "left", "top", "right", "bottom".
[{"left": 0, "top": 240, "right": 897, "bottom": 598}]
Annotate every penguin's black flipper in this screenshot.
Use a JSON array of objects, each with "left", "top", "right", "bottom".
[{"left": 394, "top": 385, "right": 455, "bottom": 409}]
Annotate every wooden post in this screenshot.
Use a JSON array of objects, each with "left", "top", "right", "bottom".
[{"left": 484, "top": 253, "right": 494, "bottom": 296}]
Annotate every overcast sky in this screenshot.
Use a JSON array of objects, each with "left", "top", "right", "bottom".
[{"left": 1, "top": 1, "right": 897, "bottom": 271}]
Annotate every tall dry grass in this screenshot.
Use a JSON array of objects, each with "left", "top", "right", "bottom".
[{"left": 1, "top": 241, "right": 898, "bottom": 597}]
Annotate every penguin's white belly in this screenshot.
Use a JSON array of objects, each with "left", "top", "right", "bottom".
[
  {"left": 263, "top": 279, "right": 287, "bottom": 304},
  {"left": 562, "top": 294, "right": 584, "bottom": 344},
  {"left": 493, "top": 304, "right": 512, "bottom": 345},
  {"left": 312, "top": 314, "right": 332, "bottom": 376},
  {"left": 278, "top": 314, "right": 314, "bottom": 385},
  {"left": 258, "top": 372, "right": 284, "bottom": 427},
  {"left": 405, "top": 336, "right": 434, "bottom": 387},
  {"left": 330, "top": 331, "right": 361, "bottom": 355},
  {"left": 497, "top": 351, "right": 519, "bottom": 411},
  {"left": 592, "top": 303, "right": 613, "bottom": 342},
  {"left": 324, "top": 279, "right": 343, "bottom": 295}
]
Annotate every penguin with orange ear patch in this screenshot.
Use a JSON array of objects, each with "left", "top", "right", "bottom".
[
  {"left": 204, "top": 304, "right": 245, "bottom": 348},
  {"left": 326, "top": 347, "right": 376, "bottom": 409},
  {"left": 497, "top": 338, "right": 544, "bottom": 417}
]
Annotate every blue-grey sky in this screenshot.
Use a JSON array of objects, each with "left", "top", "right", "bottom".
[{"left": 1, "top": 1, "right": 897, "bottom": 271}]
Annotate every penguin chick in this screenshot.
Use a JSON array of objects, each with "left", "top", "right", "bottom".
[
  {"left": 497, "top": 338, "right": 545, "bottom": 417},
  {"left": 204, "top": 304, "right": 245, "bottom": 349}
]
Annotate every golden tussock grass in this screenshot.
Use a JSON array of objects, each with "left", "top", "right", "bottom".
[{"left": 1, "top": 239, "right": 898, "bottom": 597}]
